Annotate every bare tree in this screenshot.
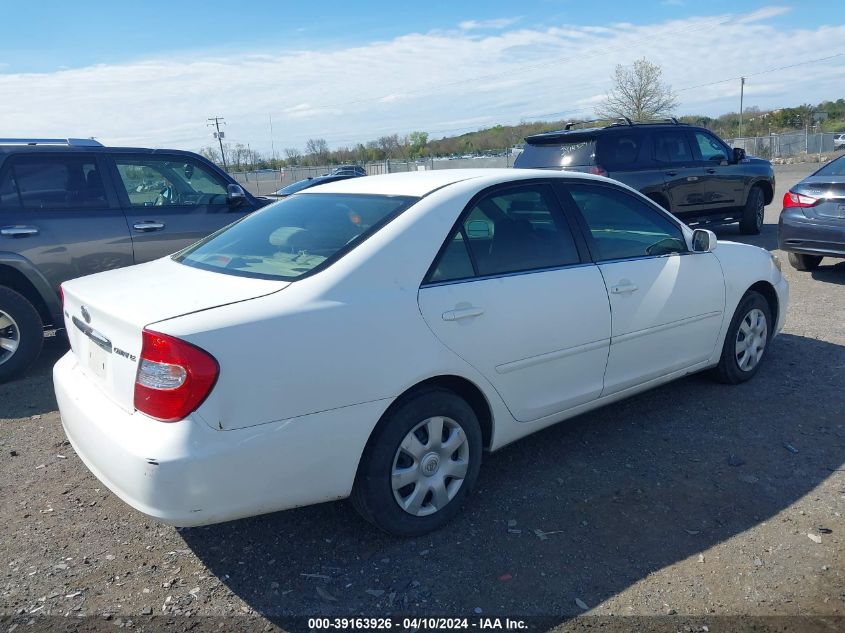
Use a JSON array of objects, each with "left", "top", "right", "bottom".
[
  {"left": 304, "top": 138, "right": 330, "bottom": 165},
  {"left": 283, "top": 147, "right": 302, "bottom": 165},
  {"left": 377, "top": 134, "right": 401, "bottom": 159},
  {"left": 596, "top": 58, "right": 678, "bottom": 122}
]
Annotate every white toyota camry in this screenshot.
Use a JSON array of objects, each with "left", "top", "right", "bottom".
[{"left": 54, "top": 169, "right": 788, "bottom": 536}]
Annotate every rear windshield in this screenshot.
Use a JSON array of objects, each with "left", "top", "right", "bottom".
[
  {"left": 814, "top": 155, "right": 845, "bottom": 177},
  {"left": 514, "top": 139, "right": 596, "bottom": 169},
  {"left": 175, "top": 193, "right": 418, "bottom": 280}
]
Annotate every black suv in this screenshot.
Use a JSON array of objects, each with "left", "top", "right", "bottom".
[
  {"left": 0, "top": 138, "right": 268, "bottom": 381},
  {"left": 514, "top": 119, "right": 775, "bottom": 234}
]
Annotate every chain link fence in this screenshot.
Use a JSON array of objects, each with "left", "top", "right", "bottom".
[
  {"left": 726, "top": 131, "right": 839, "bottom": 159},
  {"left": 231, "top": 153, "right": 516, "bottom": 195}
]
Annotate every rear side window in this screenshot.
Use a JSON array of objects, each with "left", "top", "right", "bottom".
[
  {"left": 596, "top": 134, "right": 642, "bottom": 169},
  {"left": 426, "top": 184, "right": 580, "bottom": 283},
  {"left": 176, "top": 193, "right": 417, "bottom": 280},
  {"left": 565, "top": 183, "right": 686, "bottom": 261},
  {"left": 513, "top": 139, "right": 596, "bottom": 169},
  {"left": 0, "top": 156, "right": 107, "bottom": 210}
]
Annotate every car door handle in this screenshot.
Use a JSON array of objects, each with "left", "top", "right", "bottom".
[
  {"left": 0, "top": 225, "right": 39, "bottom": 237},
  {"left": 442, "top": 307, "right": 484, "bottom": 321},
  {"left": 133, "top": 221, "right": 165, "bottom": 232},
  {"left": 706, "top": 168, "right": 717, "bottom": 174},
  {"left": 664, "top": 171, "right": 678, "bottom": 177},
  {"left": 610, "top": 283, "right": 638, "bottom": 295},
  {"left": 686, "top": 176, "right": 699, "bottom": 182}
]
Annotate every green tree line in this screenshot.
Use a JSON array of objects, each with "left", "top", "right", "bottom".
[{"left": 200, "top": 98, "right": 845, "bottom": 172}]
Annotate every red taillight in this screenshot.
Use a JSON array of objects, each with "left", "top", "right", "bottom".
[
  {"left": 134, "top": 329, "right": 219, "bottom": 422},
  {"left": 589, "top": 165, "right": 608, "bottom": 177},
  {"left": 783, "top": 191, "right": 819, "bottom": 208},
  {"left": 59, "top": 285, "right": 64, "bottom": 308}
]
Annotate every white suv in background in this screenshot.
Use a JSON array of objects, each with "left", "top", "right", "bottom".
[{"left": 834, "top": 133, "right": 845, "bottom": 150}]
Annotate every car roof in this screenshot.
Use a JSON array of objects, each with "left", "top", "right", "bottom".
[
  {"left": 525, "top": 123, "right": 698, "bottom": 145},
  {"left": 300, "top": 168, "right": 608, "bottom": 197},
  {"left": 0, "top": 145, "right": 206, "bottom": 157}
]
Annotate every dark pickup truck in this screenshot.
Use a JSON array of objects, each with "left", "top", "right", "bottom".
[
  {"left": 0, "top": 138, "right": 269, "bottom": 381},
  {"left": 514, "top": 119, "right": 775, "bottom": 235}
]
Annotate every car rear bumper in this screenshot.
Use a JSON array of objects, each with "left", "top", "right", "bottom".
[
  {"left": 778, "top": 209, "right": 845, "bottom": 257},
  {"left": 54, "top": 351, "right": 389, "bottom": 526}
]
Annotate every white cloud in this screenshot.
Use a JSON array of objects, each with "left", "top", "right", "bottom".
[
  {"left": 0, "top": 6, "right": 841, "bottom": 155},
  {"left": 459, "top": 17, "right": 521, "bottom": 30}
]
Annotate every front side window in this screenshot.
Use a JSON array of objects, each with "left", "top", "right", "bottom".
[
  {"left": 694, "top": 131, "right": 729, "bottom": 162},
  {"left": 114, "top": 157, "right": 228, "bottom": 207},
  {"left": 0, "top": 156, "right": 107, "bottom": 210},
  {"left": 176, "top": 193, "right": 417, "bottom": 280},
  {"left": 566, "top": 184, "right": 686, "bottom": 261},
  {"left": 653, "top": 131, "right": 694, "bottom": 164},
  {"left": 426, "top": 184, "right": 580, "bottom": 283}
]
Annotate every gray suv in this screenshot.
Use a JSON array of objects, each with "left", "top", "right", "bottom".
[
  {"left": 514, "top": 119, "right": 775, "bottom": 234},
  {"left": 0, "top": 138, "right": 267, "bottom": 381}
]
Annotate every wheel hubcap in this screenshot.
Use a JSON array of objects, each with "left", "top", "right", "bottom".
[
  {"left": 391, "top": 416, "right": 470, "bottom": 517},
  {"left": 0, "top": 309, "right": 20, "bottom": 366},
  {"left": 735, "top": 308, "right": 767, "bottom": 372}
]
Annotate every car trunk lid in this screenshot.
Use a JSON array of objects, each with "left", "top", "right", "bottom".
[
  {"left": 793, "top": 176, "right": 845, "bottom": 221},
  {"left": 61, "top": 257, "right": 288, "bottom": 413}
]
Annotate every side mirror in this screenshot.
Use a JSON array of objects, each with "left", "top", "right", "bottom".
[
  {"left": 732, "top": 147, "right": 746, "bottom": 163},
  {"left": 227, "top": 183, "right": 247, "bottom": 205},
  {"left": 691, "top": 228, "right": 717, "bottom": 253}
]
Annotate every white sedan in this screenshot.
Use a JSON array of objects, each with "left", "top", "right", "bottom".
[{"left": 54, "top": 169, "right": 788, "bottom": 536}]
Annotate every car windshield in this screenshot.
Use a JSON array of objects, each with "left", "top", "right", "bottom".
[
  {"left": 175, "top": 193, "right": 418, "bottom": 280},
  {"left": 814, "top": 156, "right": 845, "bottom": 177}
]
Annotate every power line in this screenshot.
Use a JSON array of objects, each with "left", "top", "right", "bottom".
[
  {"left": 676, "top": 52, "right": 845, "bottom": 93},
  {"left": 272, "top": 10, "right": 756, "bottom": 117}
]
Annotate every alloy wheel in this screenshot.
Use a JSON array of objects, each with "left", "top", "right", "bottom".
[{"left": 0, "top": 309, "right": 20, "bottom": 366}]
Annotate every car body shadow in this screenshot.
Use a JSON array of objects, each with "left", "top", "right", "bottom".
[
  {"left": 710, "top": 222, "right": 778, "bottom": 252},
  {"left": 0, "top": 333, "right": 67, "bottom": 418},
  {"left": 181, "top": 333, "right": 845, "bottom": 625},
  {"left": 811, "top": 260, "right": 845, "bottom": 285}
]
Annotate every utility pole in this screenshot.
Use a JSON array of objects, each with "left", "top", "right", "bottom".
[
  {"left": 738, "top": 77, "right": 746, "bottom": 139},
  {"left": 269, "top": 114, "right": 276, "bottom": 162},
  {"left": 207, "top": 117, "right": 227, "bottom": 169}
]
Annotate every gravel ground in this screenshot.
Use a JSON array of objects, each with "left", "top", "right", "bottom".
[{"left": 1, "top": 163, "right": 843, "bottom": 631}]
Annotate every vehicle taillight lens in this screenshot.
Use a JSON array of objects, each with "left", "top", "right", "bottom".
[
  {"left": 59, "top": 285, "right": 64, "bottom": 308},
  {"left": 134, "top": 329, "right": 219, "bottom": 422},
  {"left": 783, "top": 191, "right": 819, "bottom": 208},
  {"left": 589, "top": 165, "right": 608, "bottom": 177}
]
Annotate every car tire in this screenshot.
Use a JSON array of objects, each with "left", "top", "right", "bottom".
[
  {"left": 0, "top": 286, "right": 44, "bottom": 383},
  {"left": 739, "top": 186, "right": 765, "bottom": 235},
  {"left": 711, "top": 291, "right": 772, "bottom": 385},
  {"left": 787, "top": 252, "right": 822, "bottom": 271},
  {"left": 351, "top": 387, "right": 482, "bottom": 537}
]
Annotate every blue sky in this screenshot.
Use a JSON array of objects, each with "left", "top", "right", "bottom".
[
  {"left": 1, "top": 1, "right": 844, "bottom": 154},
  {"left": 4, "top": 0, "right": 837, "bottom": 72}
]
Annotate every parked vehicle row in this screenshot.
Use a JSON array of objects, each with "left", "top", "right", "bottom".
[
  {"left": 514, "top": 118, "right": 775, "bottom": 235},
  {"left": 778, "top": 153, "right": 845, "bottom": 271},
  {"left": 0, "top": 138, "right": 269, "bottom": 381},
  {"left": 56, "top": 168, "right": 788, "bottom": 535}
]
